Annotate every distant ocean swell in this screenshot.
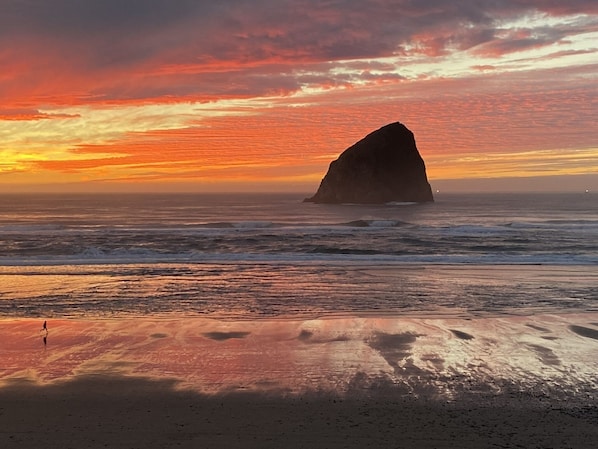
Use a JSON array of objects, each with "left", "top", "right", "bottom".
[{"left": 0, "top": 218, "right": 597, "bottom": 265}]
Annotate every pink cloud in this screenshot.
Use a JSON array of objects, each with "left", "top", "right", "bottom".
[
  {"left": 470, "top": 65, "right": 497, "bottom": 71},
  {"left": 0, "top": 108, "right": 80, "bottom": 121}
]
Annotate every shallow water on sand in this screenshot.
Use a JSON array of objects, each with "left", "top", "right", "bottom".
[
  {"left": 1, "top": 264, "right": 597, "bottom": 318},
  {"left": 3, "top": 313, "right": 598, "bottom": 402}
]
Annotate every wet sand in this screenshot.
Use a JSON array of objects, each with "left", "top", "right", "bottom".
[{"left": 2, "top": 313, "right": 598, "bottom": 448}]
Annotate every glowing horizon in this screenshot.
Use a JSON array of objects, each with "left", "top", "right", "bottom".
[{"left": 1, "top": 1, "right": 597, "bottom": 193}]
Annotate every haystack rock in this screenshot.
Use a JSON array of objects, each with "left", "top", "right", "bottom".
[{"left": 305, "top": 122, "right": 434, "bottom": 204}]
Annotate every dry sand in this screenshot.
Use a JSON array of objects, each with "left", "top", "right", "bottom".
[{"left": 1, "top": 313, "right": 598, "bottom": 448}]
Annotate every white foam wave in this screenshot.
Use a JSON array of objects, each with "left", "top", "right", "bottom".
[
  {"left": 385, "top": 201, "right": 418, "bottom": 206},
  {"left": 231, "top": 221, "right": 275, "bottom": 229},
  {"left": 1, "top": 250, "right": 596, "bottom": 267}
]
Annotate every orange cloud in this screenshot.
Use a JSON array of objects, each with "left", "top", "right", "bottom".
[
  {"left": 5, "top": 66, "right": 590, "bottom": 190},
  {"left": 1, "top": 1, "right": 597, "bottom": 191}
]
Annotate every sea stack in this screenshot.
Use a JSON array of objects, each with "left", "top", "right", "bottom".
[{"left": 305, "top": 122, "right": 434, "bottom": 204}]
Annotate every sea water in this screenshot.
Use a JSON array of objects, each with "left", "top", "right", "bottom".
[{"left": 0, "top": 192, "right": 596, "bottom": 318}]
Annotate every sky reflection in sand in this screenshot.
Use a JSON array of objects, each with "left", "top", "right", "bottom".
[{"left": 1, "top": 314, "right": 597, "bottom": 401}]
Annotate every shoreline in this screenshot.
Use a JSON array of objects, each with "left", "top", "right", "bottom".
[{"left": 2, "top": 264, "right": 597, "bottom": 319}]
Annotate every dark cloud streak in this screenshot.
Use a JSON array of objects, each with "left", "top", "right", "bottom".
[
  {"left": 0, "top": 0, "right": 201, "bottom": 36},
  {"left": 1, "top": 0, "right": 597, "bottom": 105}
]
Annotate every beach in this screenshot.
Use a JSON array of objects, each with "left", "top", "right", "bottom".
[
  {"left": 2, "top": 193, "right": 598, "bottom": 447},
  {"left": 2, "top": 313, "right": 598, "bottom": 448}
]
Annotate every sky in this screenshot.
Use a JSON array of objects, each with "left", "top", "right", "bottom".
[{"left": 1, "top": 0, "right": 597, "bottom": 193}]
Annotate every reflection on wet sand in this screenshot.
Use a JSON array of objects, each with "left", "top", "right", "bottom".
[
  {"left": 2, "top": 314, "right": 598, "bottom": 448},
  {"left": 1, "top": 314, "right": 598, "bottom": 401},
  {"left": 367, "top": 332, "right": 420, "bottom": 374},
  {"left": 449, "top": 329, "right": 474, "bottom": 340},
  {"left": 569, "top": 324, "right": 598, "bottom": 340},
  {"left": 203, "top": 331, "right": 251, "bottom": 341}
]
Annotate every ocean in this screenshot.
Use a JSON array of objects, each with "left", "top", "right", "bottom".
[{"left": 1, "top": 192, "right": 597, "bottom": 319}]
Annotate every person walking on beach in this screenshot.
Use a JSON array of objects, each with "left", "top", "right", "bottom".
[{"left": 41, "top": 320, "right": 48, "bottom": 348}]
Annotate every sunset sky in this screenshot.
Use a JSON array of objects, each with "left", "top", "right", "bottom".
[{"left": 1, "top": 0, "right": 597, "bottom": 193}]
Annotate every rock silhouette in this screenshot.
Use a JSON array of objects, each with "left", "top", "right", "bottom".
[{"left": 305, "top": 122, "right": 434, "bottom": 204}]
